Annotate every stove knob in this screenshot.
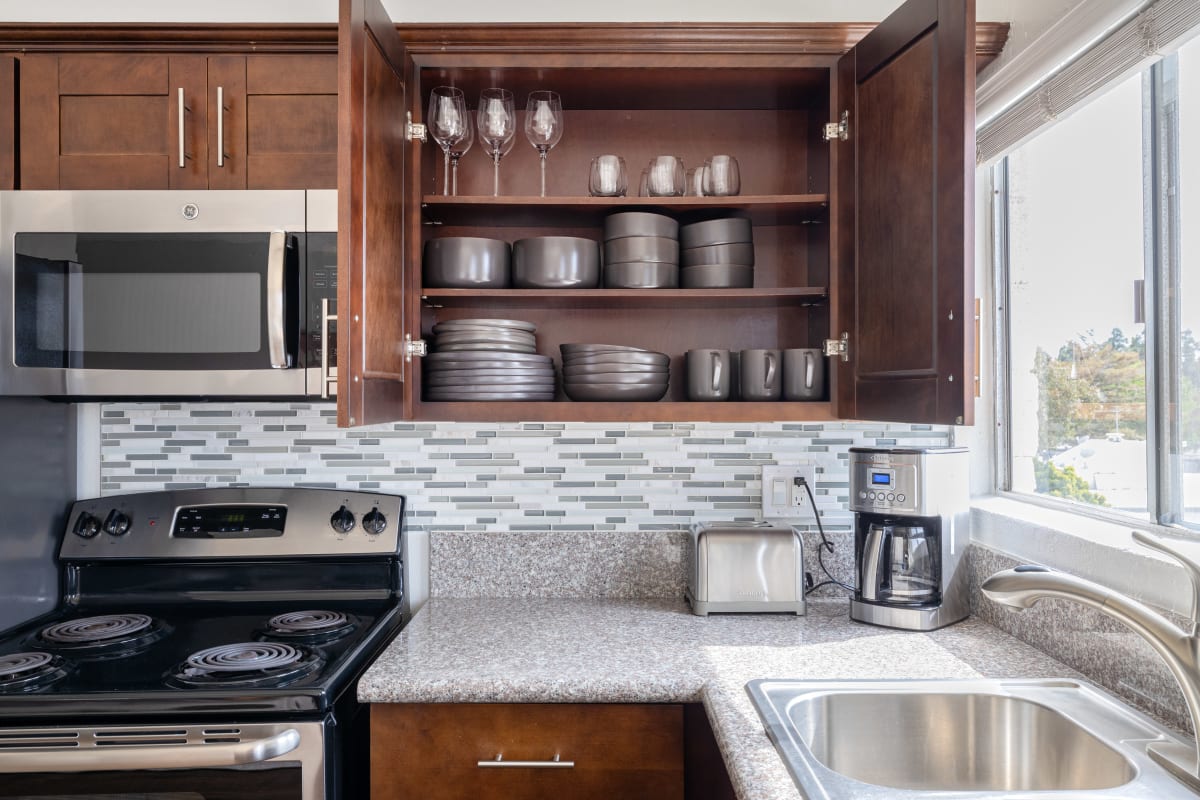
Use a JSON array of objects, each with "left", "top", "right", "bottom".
[
  {"left": 362, "top": 507, "right": 387, "bottom": 535},
  {"left": 73, "top": 512, "right": 101, "bottom": 539},
  {"left": 330, "top": 505, "right": 356, "bottom": 533},
  {"left": 103, "top": 509, "right": 131, "bottom": 537}
]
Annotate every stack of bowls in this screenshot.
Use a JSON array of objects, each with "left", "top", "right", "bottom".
[
  {"left": 512, "top": 236, "right": 601, "bottom": 289},
  {"left": 561, "top": 344, "right": 671, "bottom": 402},
  {"left": 679, "top": 218, "right": 754, "bottom": 288},
  {"left": 602, "top": 212, "right": 680, "bottom": 289},
  {"left": 424, "top": 319, "right": 555, "bottom": 401},
  {"left": 423, "top": 237, "right": 511, "bottom": 288}
]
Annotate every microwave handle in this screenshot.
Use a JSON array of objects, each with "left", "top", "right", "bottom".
[
  {"left": 0, "top": 728, "right": 300, "bottom": 772},
  {"left": 267, "top": 231, "right": 289, "bottom": 369}
]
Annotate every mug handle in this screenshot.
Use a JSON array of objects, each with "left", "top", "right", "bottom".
[
  {"left": 764, "top": 352, "right": 776, "bottom": 391},
  {"left": 805, "top": 352, "right": 814, "bottom": 389},
  {"left": 711, "top": 353, "right": 723, "bottom": 393}
]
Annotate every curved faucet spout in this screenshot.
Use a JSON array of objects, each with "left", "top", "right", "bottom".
[{"left": 983, "top": 558, "right": 1200, "bottom": 790}]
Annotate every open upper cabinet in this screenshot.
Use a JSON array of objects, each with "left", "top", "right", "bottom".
[{"left": 337, "top": 0, "right": 983, "bottom": 428}]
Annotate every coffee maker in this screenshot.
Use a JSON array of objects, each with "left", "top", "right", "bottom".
[{"left": 849, "top": 446, "right": 970, "bottom": 631}]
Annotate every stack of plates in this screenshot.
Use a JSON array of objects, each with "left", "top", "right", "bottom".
[
  {"left": 424, "top": 319, "right": 555, "bottom": 401},
  {"left": 561, "top": 344, "right": 670, "bottom": 402},
  {"left": 602, "top": 212, "right": 680, "bottom": 289},
  {"left": 679, "top": 218, "right": 754, "bottom": 288}
]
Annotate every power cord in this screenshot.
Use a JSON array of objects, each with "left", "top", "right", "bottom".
[{"left": 797, "top": 476, "right": 855, "bottom": 596}]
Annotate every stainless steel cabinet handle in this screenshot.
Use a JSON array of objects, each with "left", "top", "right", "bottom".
[
  {"left": 217, "top": 85, "right": 225, "bottom": 167},
  {"left": 177, "top": 87, "right": 186, "bottom": 168},
  {"left": 0, "top": 729, "right": 300, "bottom": 773},
  {"left": 321, "top": 297, "right": 337, "bottom": 399},
  {"left": 267, "top": 231, "right": 288, "bottom": 369},
  {"left": 477, "top": 753, "right": 574, "bottom": 768}
]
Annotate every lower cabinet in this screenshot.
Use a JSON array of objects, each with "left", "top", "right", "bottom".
[{"left": 371, "top": 702, "right": 736, "bottom": 800}]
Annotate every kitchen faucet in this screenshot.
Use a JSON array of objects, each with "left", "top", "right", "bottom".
[{"left": 982, "top": 529, "right": 1200, "bottom": 791}]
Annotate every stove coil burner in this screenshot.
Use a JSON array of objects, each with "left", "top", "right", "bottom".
[
  {"left": 37, "top": 613, "right": 169, "bottom": 659},
  {"left": 171, "top": 642, "right": 323, "bottom": 689},
  {"left": 264, "top": 610, "right": 356, "bottom": 642},
  {"left": 0, "top": 651, "right": 71, "bottom": 693}
]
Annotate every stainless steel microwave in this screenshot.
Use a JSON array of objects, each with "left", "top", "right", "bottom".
[{"left": 0, "top": 190, "right": 336, "bottom": 398}]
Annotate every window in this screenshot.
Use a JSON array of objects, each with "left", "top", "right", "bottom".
[{"left": 1000, "top": 42, "right": 1200, "bottom": 528}]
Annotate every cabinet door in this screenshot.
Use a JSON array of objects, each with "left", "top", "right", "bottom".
[
  {"left": 337, "top": 0, "right": 414, "bottom": 427},
  {"left": 19, "top": 54, "right": 208, "bottom": 189},
  {"left": 835, "top": 0, "right": 975, "bottom": 425},
  {"left": 208, "top": 55, "right": 338, "bottom": 189},
  {"left": 0, "top": 56, "right": 14, "bottom": 189}
]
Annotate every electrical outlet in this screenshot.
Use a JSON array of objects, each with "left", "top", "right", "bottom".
[{"left": 761, "top": 464, "right": 818, "bottom": 519}]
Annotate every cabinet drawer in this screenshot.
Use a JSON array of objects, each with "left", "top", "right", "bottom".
[{"left": 372, "top": 703, "right": 684, "bottom": 800}]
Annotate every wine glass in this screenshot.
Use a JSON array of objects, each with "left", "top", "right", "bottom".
[
  {"left": 477, "top": 88, "right": 516, "bottom": 197},
  {"left": 427, "top": 87, "right": 468, "bottom": 196},
  {"left": 446, "top": 109, "right": 474, "bottom": 196},
  {"left": 524, "top": 90, "right": 564, "bottom": 197}
]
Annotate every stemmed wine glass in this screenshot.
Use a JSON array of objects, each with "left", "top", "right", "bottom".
[
  {"left": 477, "top": 88, "right": 516, "bottom": 197},
  {"left": 524, "top": 91, "right": 564, "bottom": 197},
  {"left": 427, "top": 87, "right": 469, "bottom": 196},
  {"left": 445, "top": 109, "right": 473, "bottom": 196}
]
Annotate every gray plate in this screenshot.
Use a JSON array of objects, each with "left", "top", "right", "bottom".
[
  {"left": 433, "top": 332, "right": 537, "bottom": 345},
  {"left": 563, "top": 352, "right": 671, "bottom": 367},
  {"left": 563, "top": 363, "right": 668, "bottom": 376},
  {"left": 681, "top": 242, "right": 756, "bottom": 267},
  {"left": 679, "top": 217, "right": 753, "bottom": 249},
  {"left": 432, "top": 318, "right": 537, "bottom": 333},
  {"left": 426, "top": 350, "right": 551, "bottom": 363},
  {"left": 680, "top": 264, "right": 754, "bottom": 288},
  {"left": 425, "top": 391, "right": 556, "bottom": 401},
  {"left": 560, "top": 343, "right": 652, "bottom": 355},
  {"left": 425, "top": 374, "right": 556, "bottom": 386},
  {"left": 433, "top": 342, "right": 538, "bottom": 354},
  {"left": 426, "top": 381, "right": 555, "bottom": 391},
  {"left": 564, "top": 382, "right": 669, "bottom": 402},
  {"left": 425, "top": 366, "right": 555, "bottom": 376},
  {"left": 604, "top": 211, "right": 679, "bottom": 240},
  {"left": 564, "top": 372, "right": 669, "bottom": 385}
]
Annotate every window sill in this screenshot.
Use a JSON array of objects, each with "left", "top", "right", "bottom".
[{"left": 971, "top": 494, "right": 1190, "bottom": 615}]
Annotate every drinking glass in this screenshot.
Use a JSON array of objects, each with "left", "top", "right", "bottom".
[
  {"left": 446, "top": 110, "right": 474, "bottom": 196},
  {"left": 524, "top": 90, "right": 564, "bottom": 197},
  {"left": 426, "top": 87, "right": 469, "bottom": 197},
  {"left": 477, "top": 88, "right": 516, "bottom": 197},
  {"left": 703, "top": 155, "right": 741, "bottom": 196},
  {"left": 646, "top": 156, "right": 685, "bottom": 197},
  {"left": 685, "top": 166, "right": 708, "bottom": 197},
  {"left": 589, "top": 155, "right": 627, "bottom": 197}
]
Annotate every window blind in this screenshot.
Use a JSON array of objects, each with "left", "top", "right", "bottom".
[{"left": 977, "top": 0, "right": 1200, "bottom": 165}]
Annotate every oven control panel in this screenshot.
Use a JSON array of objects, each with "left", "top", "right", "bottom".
[{"left": 60, "top": 487, "right": 405, "bottom": 560}]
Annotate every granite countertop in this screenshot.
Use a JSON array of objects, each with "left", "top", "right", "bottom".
[{"left": 359, "top": 597, "right": 1079, "bottom": 800}]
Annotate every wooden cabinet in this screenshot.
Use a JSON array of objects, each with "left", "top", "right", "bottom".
[
  {"left": 0, "top": 55, "right": 14, "bottom": 190},
  {"left": 372, "top": 703, "right": 687, "bottom": 800},
  {"left": 338, "top": 0, "right": 988, "bottom": 429},
  {"left": 17, "top": 52, "right": 335, "bottom": 190}
]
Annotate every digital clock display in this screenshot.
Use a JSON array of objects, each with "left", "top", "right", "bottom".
[
  {"left": 173, "top": 505, "right": 286, "bottom": 539},
  {"left": 871, "top": 472, "right": 892, "bottom": 486}
]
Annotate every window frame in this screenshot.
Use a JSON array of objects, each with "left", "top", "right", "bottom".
[{"left": 994, "top": 55, "right": 1196, "bottom": 532}]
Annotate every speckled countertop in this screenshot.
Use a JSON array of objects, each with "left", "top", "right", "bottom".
[{"left": 359, "top": 598, "right": 1080, "bottom": 800}]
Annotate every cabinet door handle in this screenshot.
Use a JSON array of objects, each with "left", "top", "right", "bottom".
[
  {"left": 320, "top": 297, "right": 337, "bottom": 399},
  {"left": 477, "top": 754, "right": 574, "bottom": 768},
  {"left": 267, "top": 231, "right": 289, "bottom": 369},
  {"left": 177, "top": 88, "right": 186, "bottom": 168},
  {"left": 217, "top": 85, "right": 225, "bottom": 167}
]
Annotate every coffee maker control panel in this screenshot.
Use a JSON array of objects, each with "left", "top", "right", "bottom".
[{"left": 848, "top": 446, "right": 968, "bottom": 517}]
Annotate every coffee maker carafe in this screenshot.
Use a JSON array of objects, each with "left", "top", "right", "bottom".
[{"left": 849, "top": 447, "right": 969, "bottom": 631}]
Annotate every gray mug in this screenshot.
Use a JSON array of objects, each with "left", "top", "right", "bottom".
[
  {"left": 739, "top": 349, "right": 781, "bottom": 401},
  {"left": 783, "top": 348, "right": 826, "bottom": 401},
  {"left": 687, "top": 349, "right": 732, "bottom": 401}
]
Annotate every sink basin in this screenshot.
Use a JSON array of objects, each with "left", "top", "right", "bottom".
[{"left": 747, "top": 679, "right": 1199, "bottom": 799}]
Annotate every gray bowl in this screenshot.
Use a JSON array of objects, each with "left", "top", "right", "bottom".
[
  {"left": 603, "top": 261, "right": 680, "bottom": 289},
  {"left": 680, "top": 264, "right": 754, "bottom": 288},
  {"left": 563, "top": 362, "right": 668, "bottom": 376},
  {"left": 423, "top": 237, "right": 511, "bottom": 288},
  {"left": 604, "top": 211, "right": 679, "bottom": 240},
  {"left": 679, "top": 217, "right": 753, "bottom": 249},
  {"left": 511, "top": 237, "right": 601, "bottom": 289},
  {"left": 565, "top": 372, "right": 670, "bottom": 385},
  {"left": 680, "top": 242, "right": 756, "bottom": 267},
  {"left": 560, "top": 343, "right": 652, "bottom": 356},
  {"left": 604, "top": 236, "right": 679, "bottom": 265},
  {"left": 563, "top": 352, "right": 671, "bottom": 367},
  {"left": 564, "top": 382, "right": 670, "bottom": 402}
]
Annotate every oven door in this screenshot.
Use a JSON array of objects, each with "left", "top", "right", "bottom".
[
  {"left": 0, "top": 190, "right": 309, "bottom": 397},
  {"left": 0, "top": 721, "right": 326, "bottom": 800}
]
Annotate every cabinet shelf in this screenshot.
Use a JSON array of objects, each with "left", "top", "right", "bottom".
[
  {"left": 420, "top": 287, "right": 827, "bottom": 310},
  {"left": 413, "top": 400, "right": 836, "bottom": 423},
  {"left": 420, "top": 194, "right": 829, "bottom": 227}
]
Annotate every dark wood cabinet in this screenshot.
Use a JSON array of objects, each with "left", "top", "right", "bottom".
[
  {"left": 16, "top": 51, "right": 335, "bottom": 190},
  {"left": 338, "top": 0, "right": 987, "bottom": 428},
  {"left": 0, "top": 55, "right": 14, "bottom": 190},
  {"left": 371, "top": 703, "right": 686, "bottom": 800}
]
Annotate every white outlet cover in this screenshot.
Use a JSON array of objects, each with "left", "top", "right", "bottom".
[{"left": 761, "top": 464, "right": 817, "bottom": 519}]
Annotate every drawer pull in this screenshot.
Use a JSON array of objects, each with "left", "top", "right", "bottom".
[{"left": 477, "top": 753, "right": 574, "bottom": 769}]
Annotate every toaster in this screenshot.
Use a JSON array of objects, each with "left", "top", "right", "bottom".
[{"left": 685, "top": 522, "right": 806, "bottom": 616}]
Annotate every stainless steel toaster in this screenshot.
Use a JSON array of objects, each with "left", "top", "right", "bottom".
[{"left": 685, "top": 522, "right": 806, "bottom": 616}]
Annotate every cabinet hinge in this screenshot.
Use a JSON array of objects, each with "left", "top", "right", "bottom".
[
  {"left": 823, "top": 332, "right": 850, "bottom": 362},
  {"left": 405, "top": 334, "right": 427, "bottom": 362},
  {"left": 406, "top": 111, "right": 427, "bottom": 143},
  {"left": 822, "top": 110, "right": 849, "bottom": 142}
]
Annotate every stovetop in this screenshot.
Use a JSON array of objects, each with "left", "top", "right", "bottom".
[{"left": 0, "top": 598, "right": 404, "bottom": 720}]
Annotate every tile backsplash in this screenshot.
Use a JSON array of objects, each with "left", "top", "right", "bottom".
[{"left": 99, "top": 403, "right": 951, "bottom": 534}]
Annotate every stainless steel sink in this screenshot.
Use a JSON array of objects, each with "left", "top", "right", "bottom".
[{"left": 746, "top": 679, "right": 1200, "bottom": 799}]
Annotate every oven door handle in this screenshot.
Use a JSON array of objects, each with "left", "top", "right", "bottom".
[
  {"left": 267, "top": 230, "right": 289, "bottom": 369},
  {"left": 0, "top": 728, "right": 301, "bottom": 773}
]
